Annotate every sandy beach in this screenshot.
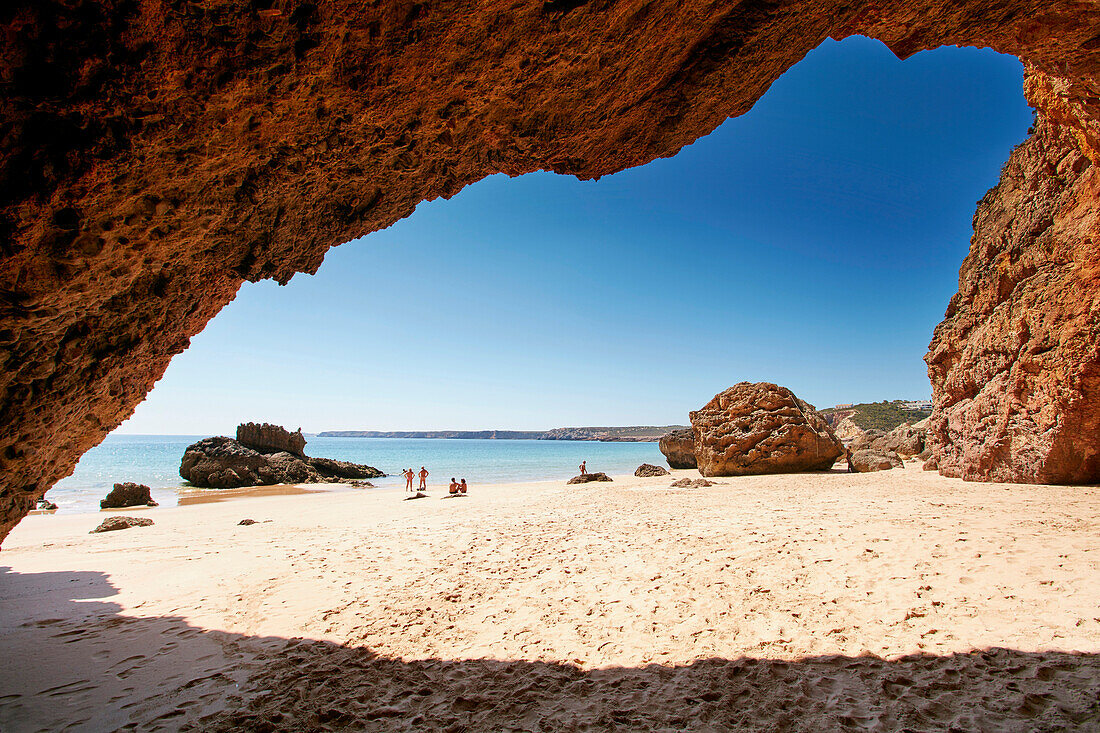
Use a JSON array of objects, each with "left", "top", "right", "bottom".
[{"left": 1, "top": 464, "right": 1098, "bottom": 730}]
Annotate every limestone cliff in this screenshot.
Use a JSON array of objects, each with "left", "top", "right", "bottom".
[
  {"left": 3, "top": 1, "right": 1100, "bottom": 542},
  {"left": 925, "top": 119, "right": 1100, "bottom": 484}
]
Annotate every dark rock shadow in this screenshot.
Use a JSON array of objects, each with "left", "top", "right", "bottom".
[{"left": 1, "top": 567, "right": 1097, "bottom": 732}]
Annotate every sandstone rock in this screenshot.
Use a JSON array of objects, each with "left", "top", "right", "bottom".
[
  {"left": 690, "top": 383, "right": 844, "bottom": 477},
  {"left": 923, "top": 456, "right": 940, "bottom": 471},
  {"left": 307, "top": 457, "right": 383, "bottom": 480},
  {"left": 670, "top": 478, "right": 715, "bottom": 488},
  {"left": 833, "top": 417, "right": 866, "bottom": 442},
  {"left": 566, "top": 473, "right": 612, "bottom": 484},
  {"left": 4, "top": 3, "right": 1100, "bottom": 544},
  {"left": 878, "top": 423, "right": 925, "bottom": 457},
  {"left": 926, "top": 119, "right": 1100, "bottom": 484},
  {"left": 91, "top": 516, "right": 154, "bottom": 533},
  {"left": 634, "top": 463, "right": 670, "bottom": 477},
  {"left": 236, "top": 422, "right": 306, "bottom": 457},
  {"left": 100, "top": 482, "right": 158, "bottom": 509},
  {"left": 848, "top": 450, "right": 903, "bottom": 473},
  {"left": 658, "top": 429, "right": 697, "bottom": 469},
  {"left": 850, "top": 430, "right": 885, "bottom": 451},
  {"left": 179, "top": 435, "right": 383, "bottom": 489}
]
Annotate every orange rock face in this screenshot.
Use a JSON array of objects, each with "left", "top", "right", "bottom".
[
  {"left": 925, "top": 119, "right": 1100, "bottom": 484},
  {"left": 690, "top": 383, "right": 843, "bottom": 476},
  {"left": 3, "top": 1, "right": 1100, "bottom": 542}
]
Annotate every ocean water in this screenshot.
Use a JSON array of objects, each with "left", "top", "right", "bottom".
[{"left": 47, "top": 435, "right": 666, "bottom": 514}]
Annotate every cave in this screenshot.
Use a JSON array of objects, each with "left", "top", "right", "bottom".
[{"left": 2, "top": 0, "right": 1099, "bottom": 545}]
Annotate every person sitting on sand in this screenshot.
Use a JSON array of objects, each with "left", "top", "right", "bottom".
[
  {"left": 404, "top": 468, "right": 414, "bottom": 492},
  {"left": 418, "top": 466, "right": 429, "bottom": 491},
  {"left": 449, "top": 478, "right": 459, "bottom": 495},
  {"left": 579, "top": 460, "right": 587, "bottom": 476},
  {"left": 459, "top": 478, "right": 467, "bottom": 494}
]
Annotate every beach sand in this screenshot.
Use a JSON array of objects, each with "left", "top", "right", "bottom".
[{"left": 1, "top": 464, "right": 1097, "bottom": 730}]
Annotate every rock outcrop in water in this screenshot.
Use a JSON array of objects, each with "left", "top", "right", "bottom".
[
  {"left": 180, "top": 427, "right": 383, "bottom": 489},
  {"left": 925, "top": 119, "right": 1100, "bottom": 484},
  {"left": 690, "top": 383, "right": 844, "bottom": 477},
  {"left": 236, "top": 423, "right": 306, "bottom": 457},
  {"left": 659, "top": 429, "right": 697, "bottom": 469},
  {"left": 3, "top": 2, "right": 1100, "bottom": 543}
]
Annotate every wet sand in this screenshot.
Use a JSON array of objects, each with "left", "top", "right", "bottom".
[{"left": 0, "top": 464, "right": 1097, "bottom": 730}]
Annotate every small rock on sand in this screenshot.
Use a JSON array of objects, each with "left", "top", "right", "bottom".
[
  {"left": 567, "top": 472, "right": 612, "bottom": 484},
  {"left": 90, "top": 516, "right": 154, "bottom": 533},
  {"left": 670, "top": 478, "right": 715, "bottom": 488},
  {"left": 635, "top": 463, "right": 670, "bottom": 477},
  {"left": 238, "top": 519, "right": 257, "bottom": 525}
]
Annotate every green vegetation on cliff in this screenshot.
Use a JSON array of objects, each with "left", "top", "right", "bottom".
[{"left": 819, "top": 401, "right": 931, "bottom": 432}]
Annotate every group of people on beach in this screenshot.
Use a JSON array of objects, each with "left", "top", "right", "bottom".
[{"left": 401, "top": 467, "right": 467, "bottom": 496}]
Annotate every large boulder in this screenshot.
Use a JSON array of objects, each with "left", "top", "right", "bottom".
[
  {"left": 100, "top": 482, "right": 158, "bottom": 509},
  {"left": 658, "top": 429, "right": 697, "bottom": 469},
  {"left": 690, "top": 383, "right": 844, "bottom": 477},
  {"left": 236, "top": 422, "right": 307, "bottom": 457},
  {"left": 180, "top": 435, "right": 382, "bottom": 488},
  {"left": 634, "top": 463, "right": 670, "bottom": 477},
  {"left": 848, "top": 449, "right": 903, "bottom": 473},
  {"left": 875, "top": 423, "right": 925, "bottom": 457}
]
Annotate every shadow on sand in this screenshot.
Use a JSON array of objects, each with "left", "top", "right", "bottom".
[{"left": 1, "top": 566, "right": 1097, "bottom": 731}]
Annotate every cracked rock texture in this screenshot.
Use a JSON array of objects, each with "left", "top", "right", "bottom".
[
  {"left": 3, "top": 1, "right": 1100, "bottom": 542},
  {"left": 925, "top": 119, "right": 1100, "bottom": 484},
  {"left": 690, "top": 383, "right": 844, "bottom": 476}
]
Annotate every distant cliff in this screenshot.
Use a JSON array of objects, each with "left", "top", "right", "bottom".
[{"left": 317, "top": 426, "right": 688, "bottom": 442}]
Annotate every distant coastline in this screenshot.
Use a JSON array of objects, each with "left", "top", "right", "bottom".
[{"left": 316, "top": 426, "right": 688, "bottom": 442}]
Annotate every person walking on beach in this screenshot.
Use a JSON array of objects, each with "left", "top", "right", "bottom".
[
  {"left": 579, "top": 460, "right": 587, "bottom": 476},
  {"left": 403, "top": 468, "right": 414, "bottom": 492},
  {"left": 418, "top": 466, "right": 429, "bottom": 491}
]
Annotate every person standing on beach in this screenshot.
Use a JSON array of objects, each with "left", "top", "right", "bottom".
[
  {"left": 403, "top": 468, "right": 414, "bottom": 492},
  {"left": 418, "top": 466, "right": 429, "bottom": 491},
  {"left": 579, "top": 460, "right": 587, "bottom": 476}
]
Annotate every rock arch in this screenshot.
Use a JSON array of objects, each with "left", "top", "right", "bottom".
[{"left": 2, "top": 0, "right": 1099, "bottom": 542}]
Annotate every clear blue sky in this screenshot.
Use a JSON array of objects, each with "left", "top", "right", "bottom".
[{"left": 117, "top": 36, "right": 1033, "bottom": 435}]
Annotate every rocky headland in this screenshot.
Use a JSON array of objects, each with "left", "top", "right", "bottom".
[{"left": 180, "top": 424, "right": 383, "bottom": 489}]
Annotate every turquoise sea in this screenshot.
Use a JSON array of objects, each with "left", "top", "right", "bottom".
[{"left": 47, "top": 435, "right": 666, "bottom": 514}]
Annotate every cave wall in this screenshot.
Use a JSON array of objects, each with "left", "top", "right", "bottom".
[{"left": 3, "top": 0, "right": 1100, "bottom": 543}]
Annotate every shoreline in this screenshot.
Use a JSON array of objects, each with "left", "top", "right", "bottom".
[{"left": 2, "top": 464, "right": 1097, "bottom": 730}]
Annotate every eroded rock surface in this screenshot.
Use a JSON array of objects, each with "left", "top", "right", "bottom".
[
  {"left": 90, "top": 516, "right": 154, "bottom": 533},
  {"left": 690, "top": 383, "right": 844, "bottom": 477},
  {"left": 100, "top": 482, "right": 157, "bottom": 509},
  {"left": 635, "top": 463, "right": 670, "bottom": 477},
  {"left": 567, "top": 473, "right": 612, "bottom": 484},
  {"left": 4, "top": 2, "right": 1100, "bottom": 541},
  {"left": 659, "top": 429, "right": 697, "bottom": 469},
  {"left": 925, "top": 119, "right": 1100, "bottom": 484},
  {"left": 237, "top": 422, "right": 306, "bottom": 457},
  {"left": 848, "top": 449, "right": 903, "bottom": 473}
]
